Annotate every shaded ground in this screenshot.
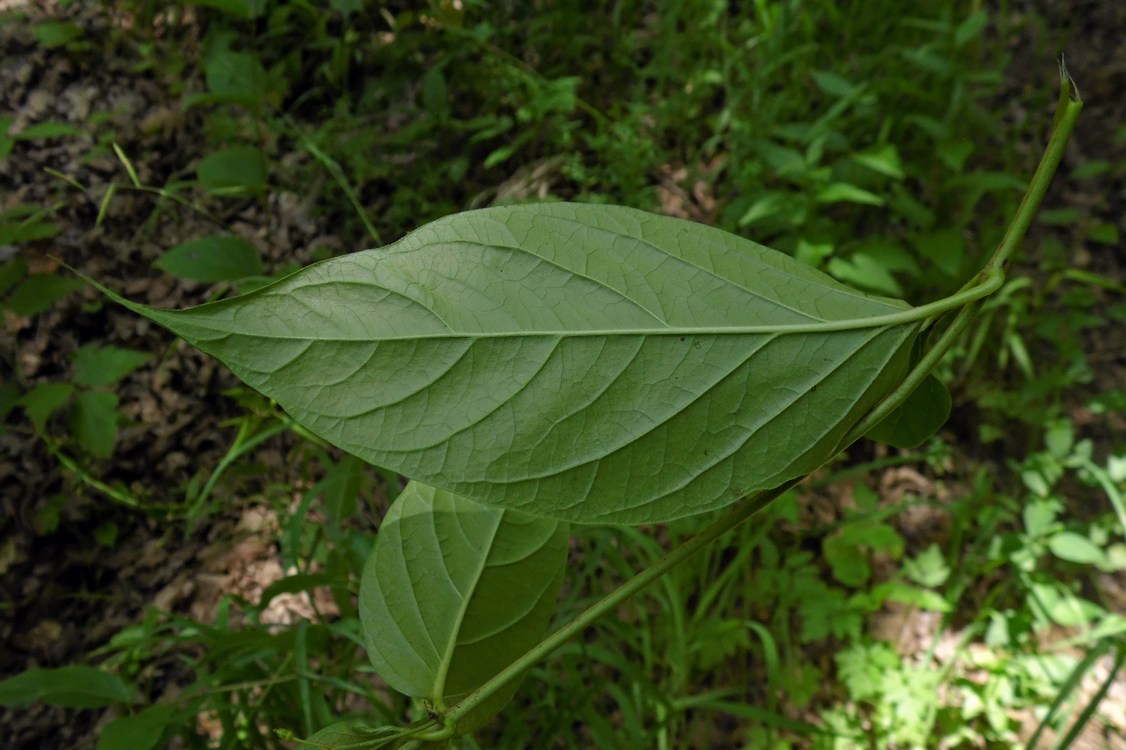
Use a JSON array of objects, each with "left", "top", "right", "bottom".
[
  {"left": 0, "top": 4, "right": 356, "bottom": 746},
  {"left": 1, "top": 1, "right": 1123, "bottom": 748}
]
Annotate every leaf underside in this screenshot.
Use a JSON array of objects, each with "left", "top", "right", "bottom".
[
  {"left": 104, "top": 203, "right": 922, "bottom": 523},
  {"left": 360, "top": 482, "right": 567, "bottom": 732}
]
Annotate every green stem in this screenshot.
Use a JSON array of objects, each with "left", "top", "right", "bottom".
[
  {"left": 981, "top": 60, "right": 1082, "bottom": 277},
  {"left": 45, "top": 436, "right": 141, "bottom": 508},
  {"left": 291, "top": 122, "right": 384, "bottom": 247},
  {"left": 438, "top": 69, "right": 1083, "bottom": 735},
  {"left": 187, "top": 419, "right": 290, "bottom": 520}
]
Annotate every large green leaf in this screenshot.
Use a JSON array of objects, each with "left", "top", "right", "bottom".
[
  {"left": 0, "top": 665, "right": 133, "bottom": 708},
  {"left": 97, "top": 203, "right": 925, "bottom": 523},
  {"left": 360, "top": 482, "right": 567, "bottom": 732}
]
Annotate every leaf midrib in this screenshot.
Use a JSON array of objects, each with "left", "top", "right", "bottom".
[
  {"left": 431, "top": 510, "right": 504, "bottom": 703},
  {"left": 160, "top": 315, "right": 922, "bottom": 341}
]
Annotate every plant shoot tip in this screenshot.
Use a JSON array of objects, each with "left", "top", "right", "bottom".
[{"left": 1058, "top": 55, "right": 1082, "bottom": 102}]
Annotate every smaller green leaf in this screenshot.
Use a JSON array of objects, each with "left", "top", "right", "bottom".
[
  {"left": 798, "top": 585, "right": 858, "bottom": 643},
  {"left": 851, "top": 144, "right": 904, "bottom": 179},
  {"left": 193, "top": 0, "right": 263, "bottom": 20},
  {"left": 855, "top": 520, "right": 900, "bottom": 554},
  {"left": 1037, "top": 207, "right": 1080, "bottom": 226},
  {"left": 827, "top": 253, "right": 902, "bottom": 297},
  {"left": 421, "top": 67, "right": 449, "bottom": 121},
  {"left": 754, "top": 140, "right": 806, "bottom": 176},
  {"left": 72, "top": 390, "right": 120, "bottom": 458},
  {"left": 0, "top": 666, "right": 133, "bottom": 708},
  {"left": 0, "top": 115, "right": 14, "bottom": 160},
  {"left": 1020, "top": 464, "right": 1052, "bottom": 497},
  {"left": 1048, "top": 532, "right": 1105, "bottom": 565},
  {"left": 16, "top": 121, "right": 85, "bottom": 140},
  {"left": 1044, "top": 419, "right": 1074, "bottom": 459},
  {"left": 954, "top": 11, "right": 988, "bottom": 46},
  {"left": 155, "top": 236, "right": 263, "bottom": 282},
  {"left": 691, "top": 619, "right": 752, "bottom": 671},
  {"left": 824, "top": 537, "right": 869, "bottom": 587},
  {"left": 0, "top": 380, "right": 20, "bottom": 424},
  {"left": 19, "top": 382, "right": 74, "bottom": 432},
  {"left": 913, "top": 228, "right": 965, "bottom": 279},
  {"left": 984, "top": 611, "right": 1011, "bottom": 647},
  {"left": 887, "top": 185, "right": 935, "bottom": 228},
  {"left": 901, "top": 47, "right": 952, "bottom": 76},
  {"left": 1023, "top": 497, "right": 1063, "bottom": 538},
  {"left": 300, "top": 720, "right": 402, "bottom": 748},
  {"left": 1028, "top": 582, "right": 1103, "bottom": 628},
  {"left": 360, "top": 482, "right": 568, "bottom": 733},
  {"left": 1071, "top": 158, "right": 1107, "bottom": 180},
  {"left": 8, "top": 210, "right": 59, "bottom": 243},
  {"left": 811, "top": 70, "right": 860, "bottom": 98},
  {"left": 1071, "top": 160, "right": 1110, "bottom": 179},
  {"left": 0, "top": 257, "right": 27, "bottom": 295},
  {"left": 738, "top": 190, "right": 798, "bottom": 227},
  {"left": 32, "top": 494, "right": 66, "bottom": 534},
  {"left": 952, "top": 170, "right": 1026, "bottom": 195},
  {"left": 330, "top": 0, "right": 364, "bottom": 15},
  {"left": 72, "top": 344, "right": 149, "bottom": 387},
  {"left": 96, "top": 704, "right": 175, "bottom": 750},
  {"left": 197, "top": 147, "right": 268, "bottom": 196},
  {"left": 1105, "top": 544, "right": 1126, "bottom": 572},
  {"left": 483, "top": 142, "right": 520, "bottom": 169},
  {"left": 5, "top": 274, "right": 81, "bottom": 315},
  {"left": 816, "top": 183, "right": 884, "bottom": 206},
  {"left": 260, "top": 572, "right": 340, "bottom": 607},
  {"left": 836, "top": 642, "right": 897, "bottom": 701},
  {"left": 825, "top": 523, "right": 904, "bottom": 587},
  {"left": 903, "top": 544, "right": 951, "bottom": 587},
  {"left": 205, "top": 50, "right": 268, "bottom": 99},
  {"left": 794, "top": 238, "right": 834, "bottom": 268},
  {"left": 1108, "top": 456, "right": 1126, "bottom": 483},
  {"left": 866, "top": 373, "right": 951, "bottom": 449},
  {"left": 32, "top": 21, "right": 83, "bottom": 48},
  {"left": 1088, "top": 222, "right": 1119, "bottom": 246},
  {"left": 1089, "top": 612, "right": 1126, "bottom": 639},
  {"left": 868, "top": 582, "right": 951, "bottom": 613},
  {"left": 322, "top": 454, "right": 368, "bottom": 524},
  {"left": 94, "top": 521, "right": 119, "bottom": 547},
  {"left": 936, "top": 140, "right": 973, "bottom": 173}
]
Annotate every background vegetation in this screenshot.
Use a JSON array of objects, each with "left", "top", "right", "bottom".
[{"left": 0, "top": 1, "right": 1123, "bottom": 748}]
